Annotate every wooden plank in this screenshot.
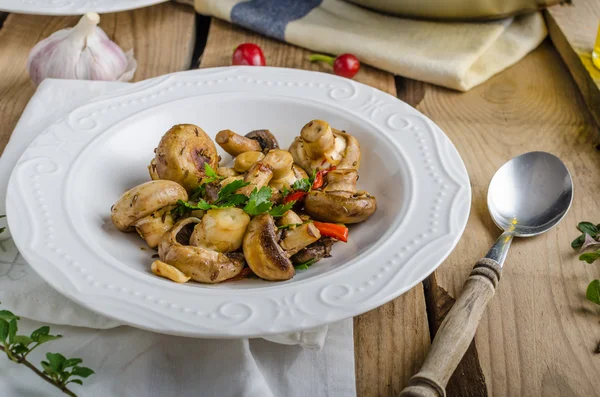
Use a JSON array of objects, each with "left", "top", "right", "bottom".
[
  {"left": 199, "top": 18, "right": 430, "bottom": 397},
  {"left": 0, "top": 2, "right": 195, "bottom": 154},
  {"left": 545, "top": 0, "right": 600, "bottom": 127},
  {"left": 412, "top": 39, "right": 600, "bottom": 396}
]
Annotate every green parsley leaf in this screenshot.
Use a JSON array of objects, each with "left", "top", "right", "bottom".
[
  {"left": 172, "top": 199, "right": 212, "bottom": 217},
  {"left": 189, "top": 185, "right": 206, "bottom": 202},
  {"left": 243, "top": 187, "right": 273, "bottom": 216},
  {"left": 216, "top": 180, "right": 250, "bottom": 204},
  {"left": 281, "top": 185, "right": 290, "bottom": 198},
  {"left": 294, "top": 258, "right": 317, "bottom": 270},
  {"left": 578, "top": 222, "right": 599, "bottom": 237},
  {"left": 579, "top": 250, "right": 600, "bottom": 264},
  {"left": 291, "top": 178, "right": 311, "bottom": 192},
  {"left": 269, "top": 202, "right": 295, "bottom": 217},
  {"left": 309, "top": 168, "right": 317, "bottom": 184},
  {"left": 277, "top": 223, "right": 304, "bottom": 230},
  {"left": 586, "top": 279, "right": 600, "bottom": 305}
]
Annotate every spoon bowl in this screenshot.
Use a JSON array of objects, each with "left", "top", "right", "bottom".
[
  {"left": 400, "top": 151, "right": 572, "bottom": 397},
  {"left": 487, "top": 151, "right": 573, "bottom": 237}
]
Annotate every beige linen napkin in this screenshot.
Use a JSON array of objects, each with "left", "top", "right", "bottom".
[{"left": 180, "top": 0, "right": 547, "bottom": 91}]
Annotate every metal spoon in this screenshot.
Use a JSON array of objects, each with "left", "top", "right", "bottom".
[{"left": 400, "top": 151, "right": 573, "bottom": 397}]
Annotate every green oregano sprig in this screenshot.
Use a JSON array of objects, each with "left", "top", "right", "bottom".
[{"left": 0, "top": 303, "right": 94, "bottom": 396}]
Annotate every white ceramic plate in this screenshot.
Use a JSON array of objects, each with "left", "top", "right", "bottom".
[
  {"left": 0, "top": 0, "right": 167, "bottom": 15},
  {"left": 6, "top": 67, "right": 470, "bottom": 337}
]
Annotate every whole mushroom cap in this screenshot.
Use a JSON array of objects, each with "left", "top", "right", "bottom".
[{"left": 111, "top": 180, "right": 188, "bottom": 232}]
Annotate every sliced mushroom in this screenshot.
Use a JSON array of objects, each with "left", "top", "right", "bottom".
[
  {"left": 111, "top": 180, "right": 188, "bottom": 248},
  {"left": 324, "top": 169, "right": 358, "bottom": 192},
  {"left": 304, "top": 190, "right": 377, "bottom": 224},
  {"left": 190, "top": 208, "right": 250, "bottom": 253},
  {"left": 151, "top": 260, "right": 190, "bottom": 283},
  {"left": 289, "top": 121, "right": 361, "bottom": 173},
  {"left": 277, "top": 211, "right": 321, "bottom": 256},
  {"left": 242, "top": 213, "right": 295, "bottom": 281},
  {"left": 262, "top": 149, "right": 300, "bottom": 191},
  {"left": 332, "top": 129, "right": 361, "bottom": 170},
  {"left": 216, "top": 129, "right": 262, "bottom": 157},
  {"left": 237, "top": 162, "right": 273, "bottom": 196},
  {"left": 152, "top": 124, "right": 219, "bottom": 191},
  {"left": 245, "top": 129, "right": 279, "bottom": 152},
  {"left": 158, "top": 218, "right": 244, "bottom": 283},
  {"left": 291, "top": 237, "right": 336, "bottom": 265},
  {"left": 234, "top": 151, "right": 265, "bottom": 173},
  {"left": 216, "top": 167, "right": 239, "bottom": 178},
  {"left": 132, "top": 207, "right": 175, "bottom": 248}
]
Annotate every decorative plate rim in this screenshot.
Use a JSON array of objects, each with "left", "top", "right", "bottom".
[
  {"left": 0, "top": 0, "right": 169, "bottom": 15},
  {"left": 6, "top": 67, "right": 471, "bottom": 337}
]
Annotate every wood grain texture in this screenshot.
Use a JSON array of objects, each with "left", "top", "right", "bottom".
[
  {"left": 545, "top": 0, "right": 600, "bottom": 127},
  {"left": 401, "top": 259, "right": 501, "bottom": 397},
  {"left": 424, "top": 273, "right": 488, "bottom": 397},
  {"left": 0, "top": 2, "right": 195, "bottom": 155},
  {"left": 199, "top": 18, "right": 430, "bottom": 397},
  {"left": 411, "top": 39, "right": 600, "bottom": 396}
]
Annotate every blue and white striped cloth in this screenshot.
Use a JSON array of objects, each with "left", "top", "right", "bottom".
[{"left": 191, "top": 0, "right": 547, "bottom": 91}]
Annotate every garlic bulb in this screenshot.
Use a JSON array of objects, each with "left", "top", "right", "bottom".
[{"left": 27, "top": 12, "right": 137, "bottom": 86}]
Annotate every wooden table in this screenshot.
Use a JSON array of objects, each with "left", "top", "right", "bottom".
[{"left": 0, "top": 3, "right": 599, "bottom": 396}]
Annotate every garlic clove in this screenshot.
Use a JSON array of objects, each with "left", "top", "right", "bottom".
[{"left": 27, "top": 12, "right": 137, "bottom": 86}]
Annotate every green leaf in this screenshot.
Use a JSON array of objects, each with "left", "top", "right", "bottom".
[
  {"left": 291, "top": 178, "right": 311, "bottom": 192},
  {"left": 294, "top": 258, "right": 317, "bottom": 270},
  {"left": 277, "top": 223, "right": 304, "bottom": 230},
  {"left": 30, "top": 326, "right": 50, "bottom": 342},
  {"left": 12, "top": 345, "right": 29, "bottom": 355},
  {"left": 572, "top": 233, "right": 586, "bottom": 249},
  {"left": 204, "top": 163, "right": 223, "bottom": 181},
  {"left": 190, "top": 185, "right": 206, "bottom": 201},
  {"left": 8, "top": 319, "right": 17, "bottom": 344},
  {"left": 12, "top": 335, "right": 33, "bottom": 346},
  {"left": 71, "top": 366, "right": 94, "bottom": 378},
  {"left": 0, "top": 310, "right": 19, "bottom": 322},
  {"left": 586, "top": 280, "right": 600, "bottom": 305},
  {"left": 67, "top": 379, "right": 83, "bottom": 386},
  {"left": 281, "top": 185, "right": 290, "bottom": 198},
  {"left": 218, "top": 193, "right": 249, "bottom": 207},
  {"left": 216, "top": 180, "right": 250, "bottom": 203},
  {"left": 41, "top": 361, "right": 56, "bottom": 376},
  {"left": 578, "top": 222, "right": 599, "bottom": 237},
  {"left": 46, "top": 352, "right": 66, "bottom": 371},
  {"left": 36, "top": 334, "right": 62, "bottom": 344},
  {"left": 0, "top": 319, "right": 8, "bottom": 343},
  {"left": 243, "top": 187, "right": 273, "bottom": 216},
  {"left": 63, "top": 358, "right": 83, "bottom": 368},
  {"left": 309, "top": 168, "right": 317, "bottom": 184},
  {"left": 269, "top": 202, "right": 295, "bottom": 217},
  {"left": 579, "top": 250, "right": 600, "bottom": 264}
]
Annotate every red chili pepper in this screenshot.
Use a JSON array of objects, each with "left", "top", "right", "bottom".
[
  {"left": 313, "top": 221, "right": 348, "bottom": 243},
  {"left": 283, "top": 191, "right": 306, "bottom": 204},
  {"left": 312, "top": 166, "right": 336, "bottom": 190},
  {"left": 232, "top": 43, "right": 266, "bottom": 66},
  {"left": 308, "top": 53, "right": 360, "bottom": 79}
]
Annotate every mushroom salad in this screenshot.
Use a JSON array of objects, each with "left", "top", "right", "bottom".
[{"left": 111, "top": 120, "right": 377, "bottom": 284}]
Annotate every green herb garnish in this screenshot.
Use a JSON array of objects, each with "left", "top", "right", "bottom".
[
  {"left": 572, "top": 221, "right": 599, "bottom": 248},
  {"left": 0, "top": 302, "right": 94, "bottom": 396},
  {"left": 294, "top": 258, "right": 317, "bottom": 270}
]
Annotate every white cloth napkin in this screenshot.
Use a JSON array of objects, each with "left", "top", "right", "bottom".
[
  {"left": 189, "top": 0, "right": 547, "bottom": 91},
  {"left": 0, "top": 79, "right": 355, "bottom": 396}
]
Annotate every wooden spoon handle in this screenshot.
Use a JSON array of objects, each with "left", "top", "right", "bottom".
[{"left": 399, "top": 258, "right": 502, "bottom": 397}]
